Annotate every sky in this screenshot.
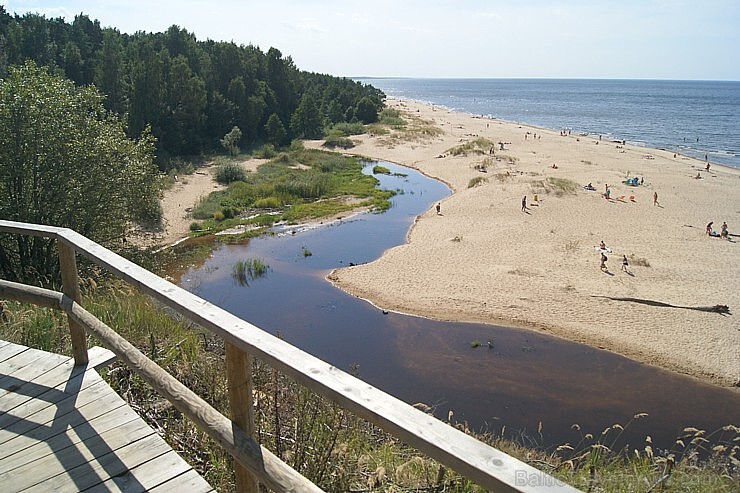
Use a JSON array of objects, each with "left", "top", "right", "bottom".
[{"left": 5, "top": 0, "right": 740, "bottom": 80}]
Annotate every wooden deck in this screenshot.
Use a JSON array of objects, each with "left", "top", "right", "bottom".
[{"left": 0, "top": 340, "right": 214, "bottom": 493}]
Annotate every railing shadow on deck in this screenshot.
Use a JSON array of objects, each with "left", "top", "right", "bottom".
[
  {"left": 0, "top": 220, "right": 581, "bottom": 493},
  {"left": 0, "top": 363, "right": 148, "bottom": 492}
]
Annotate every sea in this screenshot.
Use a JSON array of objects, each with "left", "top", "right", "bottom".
[{"left": 358, "top": 78, "right": 740, "bottom": 169}]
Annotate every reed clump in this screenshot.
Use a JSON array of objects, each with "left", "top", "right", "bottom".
[{"left": 232, "top": 258, "right": 269, "bottom": 286}]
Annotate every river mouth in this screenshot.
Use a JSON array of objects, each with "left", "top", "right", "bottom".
[{"left": 179, "top": 161, "right": 739, "bottom": 453}]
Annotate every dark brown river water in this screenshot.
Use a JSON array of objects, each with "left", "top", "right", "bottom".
[{"left": 180, "top": 161, "right": 739, "bottom": 454}]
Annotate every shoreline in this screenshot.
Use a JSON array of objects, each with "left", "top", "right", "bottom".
[
  {"left": 152, "top": 97, "right": 739, "bottom": 389},
  {"left": 323, "top": 98, "right": 740, "bottom": 389}
]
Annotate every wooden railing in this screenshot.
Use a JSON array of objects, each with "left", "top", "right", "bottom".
[{"left": 0, "top": 220, "right": 581, "bottom": 493}]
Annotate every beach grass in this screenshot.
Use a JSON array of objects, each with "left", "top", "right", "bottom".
[
  {"left": 447, "top": 138, "right": 495, "bottom": 156},
  {"left": 467, "top": 176, "right": 488, "bottom": 188}
]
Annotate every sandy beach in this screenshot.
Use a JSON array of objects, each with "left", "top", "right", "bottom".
[{"left": 157, "top": 98, "right": 740, "bottom": 388}]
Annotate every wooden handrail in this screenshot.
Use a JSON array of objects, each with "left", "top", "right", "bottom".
[{"left": 0, "top": 220, "right": 581, "bottom": 492}]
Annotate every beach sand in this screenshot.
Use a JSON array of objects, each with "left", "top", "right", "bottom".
[
  {"left": 323, "top": 98, "right": 740, "bottom": 388},
  {"left": 155, "top": 98, "right": 740, "bottom": 388}
]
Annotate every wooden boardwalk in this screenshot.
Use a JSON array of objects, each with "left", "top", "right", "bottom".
[{"left": 0, "top": 340, "right": 214, "bottom": 493}]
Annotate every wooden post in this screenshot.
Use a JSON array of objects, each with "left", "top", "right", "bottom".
[
  {"left": 226, "top": 342, "right": 258, "bottom": 492},
  {"left": 58, "top": 240, "right": 88, "bottom": 365}
]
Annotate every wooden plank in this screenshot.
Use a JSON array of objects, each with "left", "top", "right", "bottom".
[
  {"left": 16, "top": 433, "right": 172, "bottom": 492},
  {"left": 0, "top": 340, "right": 25, "bottom": 360},
  {"left": 0, "top": 409, "right": 144, "bottom": 474},
  {"left": 0, "top": 346, "right": 113, "bottom": 419},
  {"left": 148, "top": 469, "right": 214, "bottom": 493},
  {"left": 0, "top": 381, "right": 125, "bottom": 457},
  {"left": 87, "top": 346, "right": 117, "bottom": 370},
  {"left": 0, "top": 351, "right": 70, "bottom": 401},
  {"left": 0, "top": 348, "right": 59, "bottom": 385},
  {"left": 0, "top": 354, "right": 106, "bottom": 426},
  {"left": 83, "top": 450, "right": 207, "bottom": 493}
]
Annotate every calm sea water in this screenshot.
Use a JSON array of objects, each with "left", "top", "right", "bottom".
[{"left": 360, "top": 78, "right": 740, "bottom": 169}]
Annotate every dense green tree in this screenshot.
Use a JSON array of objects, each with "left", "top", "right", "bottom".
[
  {"left": 0, "top": 62, "right": 160, "bottom": 281},
  {"left": 1, "top": 12, "right": 386, "bottom": 161},
  {"left": 126, "top": 36, "right": 164, "bottom": 141},
  {"left": 355, "top": 96, "right": 379, "bottom": 124},
  {"left": 161, "top": 54, "right": 207, "bottom": 156},
  {"left": 265, "top": 113, "right": 286, "bottom": 147},
  {"left": 290, "top": 93, "right": 324, "bottom": 139}
]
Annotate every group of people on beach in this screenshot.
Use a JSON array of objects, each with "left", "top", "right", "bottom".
[
  {"left": 706, "top": 221, "right": 729, "bottom": 239},
  {"left": 598, "top": 240, "right": 630, "bottom": 274}
]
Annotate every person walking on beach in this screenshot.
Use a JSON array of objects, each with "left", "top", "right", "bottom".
[
  {"left": 653, "top": 191, "right": 659, "bottom": 206},
  {"left": 621, "top": 255, "right": 629, "bottom": 273},
  {"left": 600, "top": 252, "right": 608, "bottom": 272},
  {"left": 436, "top": 203, "right": 441, "bottom": 215},
  {"left": 521, "top": 196, "right": 527, "bottom": 212}
]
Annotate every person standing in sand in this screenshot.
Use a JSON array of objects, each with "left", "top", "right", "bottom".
[
  {"left": 436, "top": 203, "right": 441, "bottom": 215},
  {"left": 653, "top": 191, "right": 659, "bottom": 206},
  {"left": 521, "top": 196, "right": 527, "bottom": 212},
  {"left": 600, "top": 252, "right": 608, "bottom": 272},
  {"left": 621, "top": 255, "right": 629, "bottom": 273}
]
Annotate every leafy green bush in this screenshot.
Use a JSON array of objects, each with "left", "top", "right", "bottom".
[
  {"left": 189, "top": 221, "right": 202, "bottom": 232},
  {"left": 192, "top": 193, "right": 225, "bottom": 219},
  {"left": 323, "top": 134, "right": 354, "bottom": 149},
  {"left": 214, "top": 162, "right": 247, "bottom": 184},
  {"left": 256, "top": 144, "right": 277, "bottom": 159}
]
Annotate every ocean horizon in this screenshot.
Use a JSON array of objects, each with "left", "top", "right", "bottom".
[{"left": 359, "top": 78, "right": 740, "bottom": 169}]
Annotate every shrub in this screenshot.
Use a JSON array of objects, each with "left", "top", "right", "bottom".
[
  {"left": 212, "top": 210, "right": 225, "bottom": 221},
  {"left": 192, "top": 194, "right": 224, "bottom": 219},
  {"left": 256, "top": 144, "right": 277, "bottom": 159},
  {"left": 221, "top": 207, "right": 235, "bottom": 220},
  {"left": 215, "top": 162, "right": 247, "bottom": 184},
  {"left": 253, "top": 196, "right": 281, "bottom": 209},
  {"left": 323, "top": 134, "right": 354, "bottom": 149},
  {"left": 373, "top": 165, "right": 391, "bottom": 175},
  {"left": 189, "top": 222, "right": 202, "bottom": 232}
]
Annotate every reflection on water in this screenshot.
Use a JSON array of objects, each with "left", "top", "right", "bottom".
[{"left": 180, "top": 162, "right": 739, "bottom": 451}]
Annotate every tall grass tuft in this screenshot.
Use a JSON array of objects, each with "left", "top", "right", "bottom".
[
  {"left": 467, "top": 176, "right": 488, "bottom": 188},
  {"left": 232, "top": 258, "right": 269, "bottom": 286}
]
